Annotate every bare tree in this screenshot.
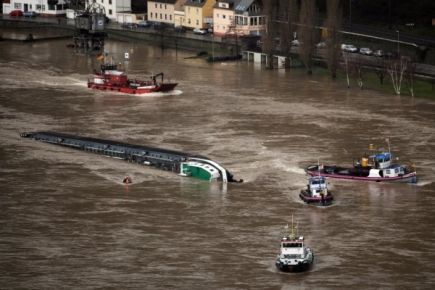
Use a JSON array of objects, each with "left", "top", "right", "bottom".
[
  {"left": 374, "top": 56, "right": 387, "bottom": 85},
  {"left": 262, "top": 0, "right": 279, "bottom": 69},
  {"left": 351, "top": 54, "right": 364, "bottom": 89},
  {"left": 405, "top": 58, "right": 416, "bottom": 97},
  {"left": 342, "top": 51, "right": 351, "bottom": 88},
  {"left": 298, "top": 0, "right": 317, "bottom": 74},
  {"left": 387, "top": 57, "right": 408, "bottom": 95},
  {"left": 324, "top": 0, "right": 343, "bottom": 79}
]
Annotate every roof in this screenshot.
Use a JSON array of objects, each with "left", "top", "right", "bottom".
[
  {"left": 148, "top": 0, "right": 177, "bottom": 4},
  {"left": 234, "top": 0, "right": 254, "bottom": 12},
  {"left": 213, "top": 0, "right": 235, "bottom": 9},
  {"left": 184, "top": 0, "right": 207, "bottom": 7}
]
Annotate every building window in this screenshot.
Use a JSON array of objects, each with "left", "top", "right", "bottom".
[
  {"left": 217, "top": 13, "right": 219, "bottom": 18},
  {"left": 42, "top": 5, "right": 45, "bottom": 11},
  {"left": 36, "top": 4, "right": 41, "bottom": 10},
  {"left": 160, "top": 13, "right": 162, "bottom": 19},
  {"left": 155, "top": 3, "right": 157, "bottom": 8},
  {"left": 160, "top": 4, "right": 162, "bottom": 8},
  {"left": 196, "top": 8, "right": 198, "bottom": 14},
  {"left": 196, "top": 19, "right": 199, "bottom": 25},
  {"left": 14, "top": 3, "right": 22, "bottom": 9},
  {"left": 109, "top": 0, "right": 111, "bottom": 4},
  {"left": 150, "top": 12, "right": 153, "bottom": 18},
  {"left": 29, "top": 4, "right": 32, "bottom": 9},
  {"left": 165, "top": 4, "right": 167, "bottom": 9},
  {"left": 109, "top": 9, "right": 112, "bottom": 15},
  {"left": 165, "top": 14, "right": 167, "bottom": 20},
  {"left": 223, "top": 15, "right": 226, "bottom": 19},
  {"left": 170, "top": 15, "right": 172, "bottom": 20}
]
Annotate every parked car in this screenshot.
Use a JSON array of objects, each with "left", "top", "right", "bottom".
[
  {"left": 23, "top": 11, "right": 38, "bottom": 17},
  {"left": 341, "top": 44, "right": 358, "bottom": 53},
  {"left": 359, "top": 47, "right": 373, "bottom": 56},
  {"left": 193, "top": 28, "right": 207, "bottom": 35},
  {"left": 174, "top": 26, "right": 186, "bottom": 33},
  {"left": 373, "top": 49, "right": 385, "bottom": 57},
  {"left": 316, "top": 41, "right": 326, "bottom": 49},
  {"left": 121, "top": 23, "right": 137, "bottom": 29},
  {"left": 291, "top": 39, "right": 300, "bottom": 46},
  {"left": 384, "top": 51, "right": 399, "bottom": 59},
  {"left": 137, "top": 20, "right": 150, "bottom": 28},
  {"left": 9, "top": 10, "right": 23, "bottom": 17}
]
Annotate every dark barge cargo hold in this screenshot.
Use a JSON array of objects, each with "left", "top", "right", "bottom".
[{"left": 20, "top": 131, "right": 242, "bottom": 183}]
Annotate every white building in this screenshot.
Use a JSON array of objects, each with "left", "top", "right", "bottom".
[
  {"left": 93, "top": 0, "right": 131, "bottom": 21},
  {"left": 3, "top": 0, "right": 68, "bottom": 15}
]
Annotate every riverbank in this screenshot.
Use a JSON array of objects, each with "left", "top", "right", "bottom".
[{"left": 1, "top": 16, "right": 433, "bottom": 98}]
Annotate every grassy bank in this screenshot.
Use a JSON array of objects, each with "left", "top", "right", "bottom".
[{"left": 310, "top": 65, "right": 435, "bottom": 99}]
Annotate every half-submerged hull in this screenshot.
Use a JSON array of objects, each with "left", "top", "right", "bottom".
[
  {"left": 306, "top": 165, "right": 417, "bottom": 183},
  {"left": 20, "top": 131, "right": 241, "bottom": 183}
]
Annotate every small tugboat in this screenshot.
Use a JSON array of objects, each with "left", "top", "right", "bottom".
[
  {"left": 306, "top": 141, "right": 417, "bottom": 183},
  {"left": 299, "top": 175, "right": 333, "bottom": 206},
  {"left": 275, "top": 218, "right": 314, "bottom": 273},
  {"left": 88, "top": 60, "right": 178, "bottom": 94}
]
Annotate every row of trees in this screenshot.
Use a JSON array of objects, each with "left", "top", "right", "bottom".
[
  {"left": 262, "top": 0, "right": 343, "bottom": 76},
  {"left": 261, "top": 0, "right": 417, "bottom": 96}
]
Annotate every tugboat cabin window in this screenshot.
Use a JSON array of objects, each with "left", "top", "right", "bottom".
[{"left": 283, "top": 243, "right": 302, "bottom": 248}]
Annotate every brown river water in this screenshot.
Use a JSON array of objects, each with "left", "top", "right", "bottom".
[{"left": 1, "top": 38, "right": 435, "bottom": 289}]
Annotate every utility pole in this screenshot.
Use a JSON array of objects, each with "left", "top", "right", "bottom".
[{"left": 396, "top": 30, "right": 400, "bottom": 57}]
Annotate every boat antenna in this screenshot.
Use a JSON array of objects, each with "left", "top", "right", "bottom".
[
  {"left": 289, "top": 215, "right": 296, "bottom": 239},
  {"left": 318, "top": 159, "right": 321, "bottom": 179},
  {"left": 386, "top": 138, "right": 391, "bottom": 156},
  {"left": 296, "top": 220, "right": 299, "bottom": 237}
]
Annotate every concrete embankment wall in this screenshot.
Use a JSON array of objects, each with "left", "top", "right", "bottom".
[
  {"left": 0, "top": 19, "right": 74, "bottom": 41},
  {"left": 107, "top": 28, "right": 239, "bottom": 55}
]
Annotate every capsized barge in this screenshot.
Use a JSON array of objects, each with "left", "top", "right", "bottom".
[{"left": 20, "top": 131, "right": 242, "bottom": 183}]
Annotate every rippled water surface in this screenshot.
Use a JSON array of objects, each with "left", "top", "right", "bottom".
[{"left": 1, "top": 39, "right": 435, "bottom": 289}]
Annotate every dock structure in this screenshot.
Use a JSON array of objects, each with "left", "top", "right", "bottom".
[
  {"left": 73, "top": 1, "right": 107, "bottom": 53},
  {"left": 20, "top": 131, "right": 241, "bottom": 183}
]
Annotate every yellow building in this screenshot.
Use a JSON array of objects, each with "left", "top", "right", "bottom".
[
  {"left": 174, "top": 0, "right": 188, "bottom": 27},
  {"left": 147, "top": 0, "right": 177, "bottom": 25},
  {"left": 184, "top": 0, "right": 216, "bottom": 29}
]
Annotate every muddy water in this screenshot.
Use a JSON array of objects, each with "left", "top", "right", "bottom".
[{"left": 1, "top": 39, "right": 435, "bottom": 289}]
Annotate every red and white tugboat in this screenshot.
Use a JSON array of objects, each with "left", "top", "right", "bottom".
[
  {"left": 88, "top": 63, "right": 178, "bottom": 94},
  {"left": 275, "top": 218, "right": 314, "bottom": 273}
]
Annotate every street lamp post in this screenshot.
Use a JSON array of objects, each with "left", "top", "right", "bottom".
[
  {"left": 349, "top": 0, "right": 352, "bottom": 30},
  {"left": 396, "top": 30, "right": 400, "bottom": 57}
]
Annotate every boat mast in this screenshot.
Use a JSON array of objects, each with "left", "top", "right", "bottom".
[{"left": 386, "top": 138, "right": 391, "bottom": 156}]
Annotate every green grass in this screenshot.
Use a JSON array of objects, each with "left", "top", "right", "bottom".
[{"left": 311, "top": 65, "right": 435, "bottom": 99}]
